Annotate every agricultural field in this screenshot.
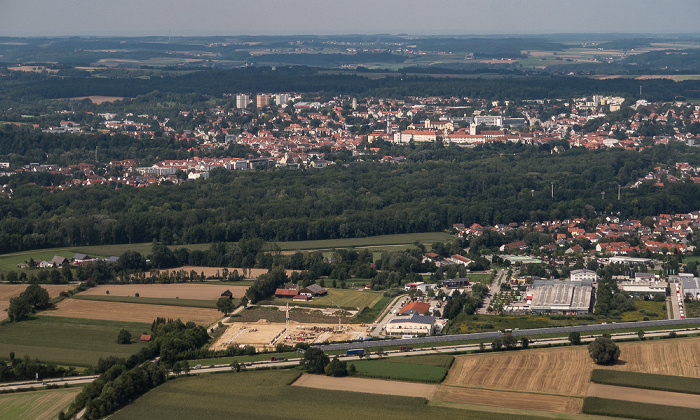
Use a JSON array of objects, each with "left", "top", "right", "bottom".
[
  {"left": 350, "top": 358, "right": 450, "bottom": 383},
  {"left": 583, "top": 397, "right": 700, "bottom": 420},
  {"left": 72, "top": 294, "right": 226, "bottom": 309},
  {"left": 0, "top": 387, "right": 82, "bottom": 420},
  {"left": 260, "top": 288, "right": 383, "bottom": 310},
  {"left": 444, "top": 337, "right": 700, "bottom": 409},
  {"left": 273, "top": 232, "right": 454, "bottom": 252},
  {"left": 0, "top": 284, "right": 74, "bottom": 320},
  {"left": 111, "top": 369, "right": 541, "bottom": 420},
  {"left": 43, "top": 298, "right": 221, "bottom": 326},
  {"left": 0, "top": 316, "right": 149, "bottom": 366},
  {"left": 590, "top": 369, "right": 700, "bottom": 394},
  {"left": 79, "top": 283, "right": 248, "bottom": 300},
  {"left": 231, "top": 306, "right": 354, "bottom": 324},
  {"left": 587, "top": 383, "right": 700, "bottom": 409}
]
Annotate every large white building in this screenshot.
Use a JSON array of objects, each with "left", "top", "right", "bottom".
[
  {"left": 273, "top": 93, "right": 289, "bottom": 106},
  {"left": 392, "top": 130, "right": 437, "bottom": 143},
  {"left": 569, "top": 269, "right": 599, "bottom": 283},
  {"left": 235, "top": 94, "right": 249, "bottom": 109},
  {"left": 530, "top": 280, "right": 593, "bottom": 314},
  {"left": 385, "top": 315, "right": 436, "bottom": 337}
]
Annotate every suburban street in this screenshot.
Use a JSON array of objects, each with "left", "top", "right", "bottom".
[
  {"left": 478, "top": 269, "right": 505, "bottom": 314},
  {"left": 370, "top": 294, "right": 408, "bottom": 337}
]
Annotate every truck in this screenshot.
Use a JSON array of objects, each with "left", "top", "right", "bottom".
[
  {"left": 345, "top": 349, "right": 365, "bottom": 356},
  {"left": 270, "top": 356, "right": 286, "bottom": 361},
  {"left": 399, "top": 346, "right": 413, "bottom": 352}
]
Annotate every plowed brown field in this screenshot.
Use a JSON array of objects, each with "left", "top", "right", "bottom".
[
  {"left": 293, "top": 374, "right": 438, "bottom": 398},
  {"left": 80, "top": 284, "right": 248, "bottom": 300},
  {"left": 43, "top": 298, "right": 221, "bottom": 325}
]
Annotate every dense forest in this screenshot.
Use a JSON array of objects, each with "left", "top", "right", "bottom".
[{"left": 0, "top": 142, "right": 699, "bottom": 253}]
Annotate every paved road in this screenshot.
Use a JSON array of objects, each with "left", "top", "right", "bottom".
[
  {"left": 315, "top": 317, "right": 700, "bottom": 351},
  {"left": 478, "top": 269, "right": 503, "bottom": 314},
  {"left": 670, "top": 284, "right": 682, "bottom": 319},
  {"left": 370, "top": 294, "right": 408, "bottom": 338}
]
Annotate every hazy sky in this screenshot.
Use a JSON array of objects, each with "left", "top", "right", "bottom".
[{"left": 1, "top": 0, "right": 699, "bottom": 37}]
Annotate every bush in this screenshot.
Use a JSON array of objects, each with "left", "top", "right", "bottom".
[
  {"left": 568, "top": 331, "right": 582, "bottom": 345},
  {"left": 117, "top": 329, "right": 132, "bottom": 344}
]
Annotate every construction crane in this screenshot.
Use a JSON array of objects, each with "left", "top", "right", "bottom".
[{"left": 331, "top": 300, "right": 343, "bottom": 331}]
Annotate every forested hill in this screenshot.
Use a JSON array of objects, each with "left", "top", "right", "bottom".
[
  {"left": 0, "top": 143, "right": 699, "bottom": 254},
  {"left": 1, "top": 66, "right": 699, "bottom": 103}
]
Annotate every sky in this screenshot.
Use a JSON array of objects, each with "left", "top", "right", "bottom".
[{"left": 1, "top": 0, "right": 699, "bottom": 37}]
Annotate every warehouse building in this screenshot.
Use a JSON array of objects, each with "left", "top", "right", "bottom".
[
  {"left": 385, "top": 315, "right": 436, "bottom": 337},
  {"left": 529, "top": 280, "right": 593, "bottom": 314}
]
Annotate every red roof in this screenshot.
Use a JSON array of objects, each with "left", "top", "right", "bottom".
[
  {"left": 140, "top": 334, "right": 152, "bottom": 342},
  {"left": 275, "top": 288, "right": 298, "bottom": 297},
  {"left": 399, "top": 301, "right": 431, "bottom": 315}
]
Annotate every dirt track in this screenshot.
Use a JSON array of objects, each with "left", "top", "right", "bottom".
[
  {"left": 293, "top": 374, "right": 437, "bottom": 399},
  {"left": 587, "top": 383, "right": 700, "bottom": 409},
  {"left": 80, "top": 284, "right": 248, "bottom": 300},
  {"left": 44, "top": 298, "right": 221, "bottom": 325}
]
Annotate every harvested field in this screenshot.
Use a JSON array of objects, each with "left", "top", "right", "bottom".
[
  {"left": 0, "top": 387, "right": 81, "bottom": 420},
  {"left": 587, "top": 383, "right": 700, "bottom": 409},
  {"left": 0, "top": 284, "right": 74, "bottom": 320},
  {"left": 293, "top": 374, "right": 438, "bottom": 399},
  {"left": 435, "top": 386, "right": 583, "bottom": 414},
  {"left": 61, "top": 96, "right": 125, "bottom": 103},
  {"left": 154, "top": 266, "right": 297, "bottom": 279},
  {"left": 211, "top": 319, "right": 366, "bottom": 351},
  {"left": 445, "top": 337, "right": 700, "bottom": 399},
  {"left": 79, "top": 284, "right": 248, "bottom": 300},
  {"left": 43, "top": 298, "right": 221, "bottom": 325}
]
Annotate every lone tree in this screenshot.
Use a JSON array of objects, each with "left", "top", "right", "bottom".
[
  {"left": 216, "top": 297, "right": 235, "bottom": 315},
  {"left": 502, "top": 334, "right": 518, "bottom": 349},
  {"left": 117, "top": 329, "right": 132, "bottom": 344},
  {"left": 8, "top": 296, "right": 31, "bottom": 322},
  {"left": 568, "top": 331, "right": 582, "bottom": 345},
  {"left": 588, "top": 337, "right": 621, "bottom": 365}
]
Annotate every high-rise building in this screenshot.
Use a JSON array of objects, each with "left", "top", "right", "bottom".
[
  {"left": 256, "top": 93, "right": 270, "bottom": 108},
  {"left": 235, "top": 94, "right": 249, "bottom": 109},
  {"left": 273, "top": 93, "right": 289, "bottom": 106}
]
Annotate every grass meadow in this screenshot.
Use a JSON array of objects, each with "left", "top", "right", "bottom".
[
  {"left": 350, "top": 354, "right": 454, "bottom": 383},
  {"left": 259, "top": 288, "right": 383, "bottom": 310},
  {"left": 0, "top": 316, "right": 150, "bottom": 367},
  {"left": 110, "top": 369, "right": 541, "bottom": 420}
]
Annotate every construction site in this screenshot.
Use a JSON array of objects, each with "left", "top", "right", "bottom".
[{"left": 210, "top": 305, "right": 368, "bottom": 351}]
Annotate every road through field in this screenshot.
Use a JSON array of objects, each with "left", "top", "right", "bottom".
[{"left": 587, "top": 383, "right": 700, "bottom": 409}]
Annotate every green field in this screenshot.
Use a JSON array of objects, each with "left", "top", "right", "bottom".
[
  {"left": 467, "top": 273, "right": 493, "bottom": 284},
  {"left": 349, "top": 354, "right": 453, "bottom": 383},
  {"left": 71, "top": 294, "right": 233, "bottom": 309},
  {"left": 0, "top": 232, "right": 453, "bottom": 275},
  {"left": 353, "top": 295, "right": 394, "bottom": 324},
  {"left": 686, "top": 301, "right": 700, "bottom": 318},
  {"left": 582, "top": 397, "right": 700, "bottom": 420},
  {"left": 0, "top": 316, "right": 150, "bottom": 367},
  {"left": 590, "top": 369, "right": 700, "bottom": 395},
  {"left": 0, "top": 387, "right": 82, "bottom": 420},
  {"left": 110, "top": 369, "right": 542, "bottom": 420},
  {"left": 260, "top": 288, "right": 383, "bottom": 310},
  {"left": 620, "top": 300, "right": 667, "bottom": 322}
]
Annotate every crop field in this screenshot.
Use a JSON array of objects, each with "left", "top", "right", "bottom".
[
  {"left": 445, "top": 336, "right": 700, "bottom": 399},
  {"left": 0, "top": 387, "right": 82, "bottom": 420},
  {"left": 590, "top": 369, "right": 700, "bottom": 394},
  {"left": 587, "top": 383, "right": 700, "bottom": 409},
  {"left": 72, "top": 294, "right": 226, "bottom": 309},
  {"left": 79, "top": 283, "right": 248, "bottom": 300},
  {"left": 273, "top": 232, "right": 454, "bottom": 252},
  {"left": 350, "top": 359, "right": 450, "bottom": 383},
  {"left": 111, "top": 369, "right": 538, "bottom": 420},
  {"left": 260, "top": 288, "right": 383, "bottom": 310},
  {"left": 0, "top": 316, "right": 149, "bottom": 366},
  {"left": 434, "top": 387, "right": 583, "bottom": 414},
  {"left": 43, "top": 298, "right": 221, "bottom": 326},
  {"left": 582, "top": 397, "right": 700, "bottom": 420},
  {"left": 0, "top": 284, "right": 74, "bottom": 320}
]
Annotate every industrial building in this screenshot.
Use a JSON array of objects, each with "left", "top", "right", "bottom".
[
  {"left": 385, "top": 315, "right": 435, "bottom": 336},
  {"left": 529, "top": 280, "right": 593, "bottom": 314},
  {"left": 681, "top": 277, "right": 700, "bottom": 299},
  {"left": 569, "top": 269, "right": 599, "bottom": 283}
]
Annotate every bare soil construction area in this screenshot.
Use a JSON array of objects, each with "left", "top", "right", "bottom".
[
  {"left": 293, "top": 374, "right": 438, "bottom": 399},
  {"left": 211, "top": 319, "right": 366, "bottom": 351},
  {"left": 0, "top": 284, "right": 74, "bottom": 320},
  {"left": 44, "top": 298, "right": 221, "bottom": 325},
  {"left": 80, "top": 284, "right": 248, "bottom": 300},
  {"left": 587, "top": 383, "right": 700, "bottom": 409}
]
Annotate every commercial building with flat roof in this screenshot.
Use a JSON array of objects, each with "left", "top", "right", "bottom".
[{"left": 530, "top": 280, "right": 593, "bottom": 314}]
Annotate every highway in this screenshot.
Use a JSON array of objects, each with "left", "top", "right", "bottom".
[{"left": 315, "top": 316, "right": 700, "bottom": 351}]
